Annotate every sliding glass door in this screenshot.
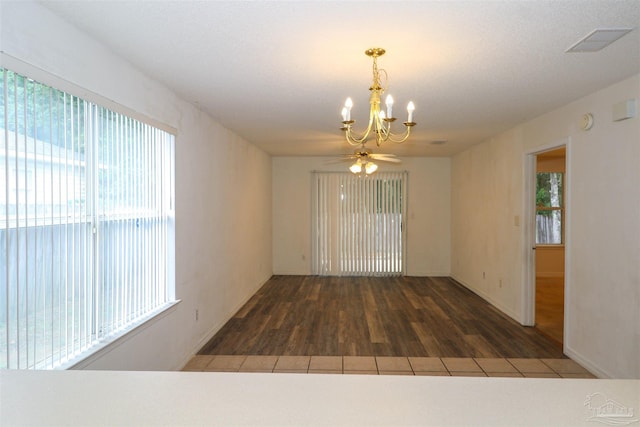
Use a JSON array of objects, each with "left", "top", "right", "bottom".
[{"left": 312, "top": 172, "right": 406, "bottom": 276}]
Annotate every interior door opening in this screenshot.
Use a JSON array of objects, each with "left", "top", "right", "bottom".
[{"left": 533, "top": 147, "right": 566, "bottom": 348}]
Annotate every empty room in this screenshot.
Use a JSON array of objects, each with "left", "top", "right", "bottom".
[{"left": 1, "top": 1, "right": 639, "bottom": 425}]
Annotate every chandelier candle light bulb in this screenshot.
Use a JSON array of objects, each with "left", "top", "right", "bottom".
[
  {"left": 386, "top": 95, "right": 394, "bottom": 119},
  {"left": 407, "top": 101, "right": 415, "bottom": 123},
  {"left": 344, "top": 97, "right": 353, "bottom": 121}
]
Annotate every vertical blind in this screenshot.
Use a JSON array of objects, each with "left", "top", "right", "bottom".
[
  {"left": 1, "top": 68, "right": 175, "bottom": 369},
  {"left": 312, "top": 171, "right": 407, "bottom": 276}
]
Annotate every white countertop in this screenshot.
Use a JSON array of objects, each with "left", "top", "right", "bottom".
[{"left": 1, "top": 370, "right": 639, "bottom": 426}]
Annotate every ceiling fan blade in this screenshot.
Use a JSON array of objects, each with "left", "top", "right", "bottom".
[
  {"left": 370, "top": 154, "right": 401, "bottom": 163},
  {"left": 325, "top": 157, "right": 357, "bottom": 164},
  {"left": 376, "top": 157, "right": 402, "bottom": 163}
]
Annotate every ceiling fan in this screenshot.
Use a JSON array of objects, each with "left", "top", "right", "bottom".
[{"left": 331, "top": 146, "right": 401, "bottom": 175}]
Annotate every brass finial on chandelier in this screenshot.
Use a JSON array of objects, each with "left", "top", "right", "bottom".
[{"left": 340, "top": 48, "right": 416, "bottom": 147}]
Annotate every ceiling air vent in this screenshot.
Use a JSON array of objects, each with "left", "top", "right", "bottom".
[{"left": 566, "top": 28, "right": 633, "bottom": 53}]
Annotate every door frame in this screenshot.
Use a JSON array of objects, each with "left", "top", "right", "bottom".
[{"left": 522, "top": 138, "right": 571, "bottom": 352}]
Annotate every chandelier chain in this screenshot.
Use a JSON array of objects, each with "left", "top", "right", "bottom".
[{"left": 371, "top": 56, "right": 387, "bottom": 91}]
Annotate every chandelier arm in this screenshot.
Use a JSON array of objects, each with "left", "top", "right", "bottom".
[
  {"left": 369, "top": 86, "right": 386, "bottom": 146},
  {"left": 344, "top": 99, "right": 378, "bottom": 145},
  {"left": 345, "top": 131, "right": 368, "bottom": 146},
  {"left": 374, "top": 120, "right": 387, "bottom": 146},
  {"left": 382, "top": 126, "right": 413, "bottom": 144},
  {"left": 373, "top": 114, "right": 395, "bottom": 146},
  {"left": 344, "top": 123, "right": 374, "bottom": 145}
]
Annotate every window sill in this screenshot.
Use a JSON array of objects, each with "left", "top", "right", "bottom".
[{"left": 63, "top": 300, "right": 182, "bottom": 370}]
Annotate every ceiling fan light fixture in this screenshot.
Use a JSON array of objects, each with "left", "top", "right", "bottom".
[
  {"left": 349, "top": 162, "right": 363, "bottom": 174},
  {"left": 365, "top": 162, "right": 378, "bottom": 175}
]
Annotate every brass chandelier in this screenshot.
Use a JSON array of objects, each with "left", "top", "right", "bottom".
[{"left": 340, "top": 48, "right": 416, "bottom": 147}]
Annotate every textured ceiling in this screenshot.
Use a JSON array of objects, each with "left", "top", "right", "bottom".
[{"left": 41, "top": 1, "right": 640, "bottom": 157}]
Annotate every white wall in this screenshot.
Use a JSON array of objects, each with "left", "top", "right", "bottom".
[
  {"left": 273, "top": 157, "right": 451, "bottom": 276},
  {"left": 1, "top": 1, "right": 273, "bottom": 370},
  {"left": 452, "top": 74, "right": 640, "bottom": 379},
  {"left": 451, "top": 129, "right": 525, "bottom": 321}
]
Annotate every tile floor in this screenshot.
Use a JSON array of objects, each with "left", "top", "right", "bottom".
[{"left": 183, "top": 355, "right": 596, "bottom": 378}]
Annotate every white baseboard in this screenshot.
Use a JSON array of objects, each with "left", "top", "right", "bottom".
[
  {"left": 406, "top": 271, "right": 451, "bottom": 277},
  {"left": 563, "top": 344, "right": 611, "bottom": 379}
]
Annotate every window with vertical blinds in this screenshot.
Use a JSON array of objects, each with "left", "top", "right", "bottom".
[
  {"left": 312, "top": 171, "right": 406, "bottom": 276},
  {"left": 1, "top": 68, "right": 175, "bottom": 369}
]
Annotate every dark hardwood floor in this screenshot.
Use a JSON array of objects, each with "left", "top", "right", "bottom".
[{"left": 199, "top": 275, "right": 564, "bottom": 358}]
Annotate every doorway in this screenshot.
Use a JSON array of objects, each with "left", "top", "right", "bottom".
[{"left": 532, "top": 147, "right": 566, "bottom": 347}]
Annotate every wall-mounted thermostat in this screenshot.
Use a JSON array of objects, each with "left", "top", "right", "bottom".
[{"left": 581, "top": 113, "right": 594, "bottom": 130}]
